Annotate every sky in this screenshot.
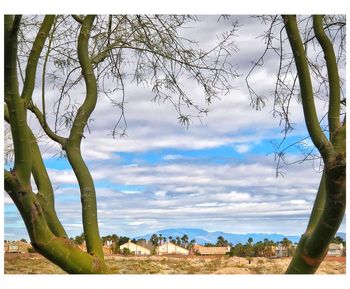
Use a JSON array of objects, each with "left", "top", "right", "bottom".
[{"left": 3, "top": 14, "right": 346, "bottom": 241}]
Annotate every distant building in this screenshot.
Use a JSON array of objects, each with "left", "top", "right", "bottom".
[
  {"left": 76, "top": 241, "right": 112, "bottom": 254},
  {"left": 102, "top": 245, "right": 113, "bottom": 255},
  {"left": 120, "top": 240, "right": 151, "bottom": 255},
  {"left": 327, "top": 243, "right": 344, "bottom": 257},
  {"left": 275, "top": 243, "right": 289, "bottom": 257},
  {"left": 193, "top": 244, "right": 230, "bottom": 255},
  {"left": 77, "top": 241, "right": 87, "bottom": 252},
  {"left": 4, "top": 240, "right": 32, "bottom": 253},
  {"left": 157, "top": 242, "right": 189, "bottom": 255}
]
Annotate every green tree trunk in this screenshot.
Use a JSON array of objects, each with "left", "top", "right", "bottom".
[
  {"left": 4, "top": 15, "right": 108, "bottom": 274},
  {"left": 282, "top": 15, "right": 346, "bottom": 274}
]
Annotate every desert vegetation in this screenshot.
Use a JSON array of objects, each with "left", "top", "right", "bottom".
[{"left": 4, "top": 253, "right": 345, "bottom": 274}]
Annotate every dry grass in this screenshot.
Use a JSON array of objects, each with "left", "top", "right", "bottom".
[
  {"left": 4, "top": 253, "right": 65, "bottom": 274},
  {"left": 4, "top": 253, "right": 346, "bottom": 274}
]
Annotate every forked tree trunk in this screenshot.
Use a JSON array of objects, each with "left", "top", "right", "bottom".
[
  {"left": 282, "top": 15, "right": 346, "bottom": 274},
  {"left": 4, "top": 15, "right": 108, "bottom": 274}
]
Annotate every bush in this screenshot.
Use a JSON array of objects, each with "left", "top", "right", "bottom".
[
  {"left": 27, "top": 247, "right": 36, "bottom": 253},
  {"left": 112, "top": 246, "right": 120, "bottom": 254},
  {"left": 122, "top": 248, "right": 132, "bottom": 255}
]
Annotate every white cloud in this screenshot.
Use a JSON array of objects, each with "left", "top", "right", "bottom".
[
  {"left": 234, "top": 144, "right": 251, "bottom": 154},
  {"left": 129, "top": 220, "right": 159, "bottom": 226},
  {"left": 162, "top": 154, "right": 184, "bottom": 161},
  {"left": 196, "top": 202, "right": 219, "bottom": 207},
  {"left": 289, "top": 200, "right": 307, "bottom": 205},
  {"left": 47, "top": 169, "right": 77, "bottom": 185},
  {"left": 154, "top": 190, "right": 167, "bottom": 197},
  {"left": 214, "top": 191, "right": 251, "bottom": 202},
  {"left": 63, "top": 223, "right": 83, "bottom": 228},
  {"left": 121, "top": 190, "right": 141, "bottom": 195},
  {"left": 4, "top": 193, "right": 13, "bottom": 205}
]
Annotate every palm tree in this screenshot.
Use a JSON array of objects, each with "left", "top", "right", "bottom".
[
  {"left": 263, "top": 239, "right": 275, "bottom": 257},
  {"left": 282, "top": 237, "right": 292, "bottom": 257},
  {"left": 150, "top": 234, "right": 159, "bottom": 247},
  {"left": 216, "top": 236, "right": 229, "bottom": 247},
  {"left": 254, "top": 241, "right": 264, "bottom": 257},
  {"left": 181, "top": 234, "right": 189, "bottom": 248},
  {"left": 188, "top": 239, "right": 196, "bottom": 251}
]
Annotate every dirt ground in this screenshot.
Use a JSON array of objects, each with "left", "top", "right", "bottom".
[
  {"left": 4, "top": 253, "right": 346, "bottom": 274},
  {"left": 324, "top": 255, "right": 346, "bottom": 263}
]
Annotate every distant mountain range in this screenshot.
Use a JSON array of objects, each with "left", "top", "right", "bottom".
[{"left": 135, "top": 228, "right": 346, "bottom": 245}]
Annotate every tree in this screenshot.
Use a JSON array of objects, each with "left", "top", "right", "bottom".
[
  {"left": 4, "top": 15, "right": 236, "bottom": 274},
  {"left": 175, "top": 236, "right": 181, "bottom": 246},
  {"left": 281, "top": 237, "right": 292, "bottom": 257},
  {"left": 150, "top": 234, "right": 159, "bottom": 247},
  {"left": 281, "top": 238, "right": 292, "bottom": 248},
  {"left": 188, "top": 239, "right": 196, "bottom": 251},
  {"left": 110, "top": 234, "right": 119, "bottom": 253},
  {"left": 230, "top": 243, "right": 245, "bottom": 257},
  {"left": 332, "top": 236, "right": 345, "bottom": 245},
  {"left": 73, "top": 233, "right": 85, "bottom": 245},
  {"left": 282, "top": 15, "right": 346, "bottom": 274},
  {"left": 136, "top": 238, "right": 147, "bottom": 246},
  {"left": 247, "top": 15, "right": 345, "bottom": 273},
  {"left": 181, "top": 234, "right": 189, "bottom": 248},
  {"left": 245, "top": 238, "right": 254, "bottom": 259},
  {"left": 216, "top": 236, "right": 229, "bottom": 247},
  {"left": 262, "top": 239, "right": 275, "bottom": 258},
  {"left": 253, "top": 241, "right": 265, "bottom": 257},
  {"left": 159, "top": 234, "right": 163, "bottom": 245},
  {"left": 118, "top": 236, "right": 130, "bottom": 246}
]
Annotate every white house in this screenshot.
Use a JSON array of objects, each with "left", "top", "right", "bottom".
[
  {"left": 157, "top": 242, "right": 189, "bottom": 255},
  {"left": 327, "top": 243, "right": 344, "bottom": 257},
  {"left": 120, "top": 240, "right": 151, "bottom": 255},
  {"left": 4, "top": 240, "right": 32, "bottom": 253}
]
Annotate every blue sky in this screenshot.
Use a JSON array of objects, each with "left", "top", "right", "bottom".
[{"left": 4, "top": 15, "right": 346, "bottom": 241}]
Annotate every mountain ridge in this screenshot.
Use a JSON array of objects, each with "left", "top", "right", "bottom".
[{"left": 135, "top": 227, "right": 346, "bottom": 245}]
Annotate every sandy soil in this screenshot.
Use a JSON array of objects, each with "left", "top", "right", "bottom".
[{"left": 4, "top": 253, "right": 346, "bottom": 274}]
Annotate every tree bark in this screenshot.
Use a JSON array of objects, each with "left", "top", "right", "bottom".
[
  {"left": 63, "top": 15, "right": 105, "bottom": 261},
  {"left": 283, "top": 15, "right": 346, "bottom": 274},
  {"left": 4, "top": 15, "right": 108, "bottom": 274}
]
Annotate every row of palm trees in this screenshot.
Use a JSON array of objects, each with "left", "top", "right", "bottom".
[
  {"left": 230, "top": 237, "right": 295, "bottom": 258},
  {"left": 149, "top": 233, "right": 196, "bottom": 249}
]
